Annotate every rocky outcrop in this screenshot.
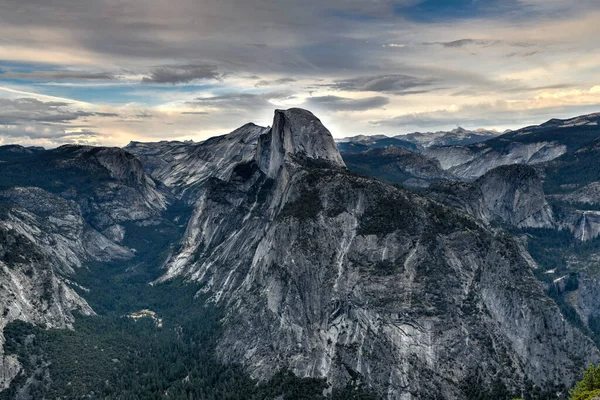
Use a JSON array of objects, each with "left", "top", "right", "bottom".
[
  {"left": 428, "top": 164, "right": 555, "bottom": 229},
  {"left": 122, "top": 140, "right": 192, "bottom": 177},
  {"left": 0, "top": 191, "right": 102, "bottom": 388},
  {"left": 50, "top": 146, "right": 168, "bottom": 232},
  {"left": 125, "top": 124, "right": 268, "bottom": 201},
  {"left": 255, "top": 108, "right": 345, "bottom": 178},
  {"left": 341, "top": 146, "right": 455, "bottom": 188},
  {"left": 0, "top": 145, "right": 169, "bottom": 240},
  {"left": 425, "top": 141, "right": 567, "bottom": 181},
  {"left": 162, "top": 109, "right": 597, "bottom": 398},
  {"left": 550, "top": 182, "right": 600, "bottom": 205}
]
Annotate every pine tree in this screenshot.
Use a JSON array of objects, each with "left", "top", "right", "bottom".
[{"left": 569, "top": 364, "right": 600, "bottom": 400}]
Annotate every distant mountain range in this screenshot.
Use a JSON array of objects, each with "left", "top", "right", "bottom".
[
  {"left": 339, "top": 112, "right": 600, "bottom": 184},
  {"left": 337, "top": 126, "right": 502, "bottom": 149}
]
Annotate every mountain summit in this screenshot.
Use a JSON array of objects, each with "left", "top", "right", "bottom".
[{"left": 256, "top": 108, "right": 346, "bottom": 177}]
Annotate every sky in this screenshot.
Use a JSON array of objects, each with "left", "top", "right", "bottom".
[{"left": 1, "top": 0, "right": 600, "bottom": 147}]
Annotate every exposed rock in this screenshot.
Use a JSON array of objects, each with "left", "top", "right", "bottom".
[
  {"left": 162, "top": 109, "right": 597, "bottom": 398},
  {"left": 428, "top": 164, "right": 555, "bottom": 229},
  {"left": 0, "top": 207, "right": 96, "bottom": 389},
  {"left": 565, "top": 253, "right": 600, "bottom": 328},
  {"left": 423, "top": 113, "right": 600, "bottom": 181},
  {"left": 425, "top": 142, "right": 567, "bottom": 181},
  {"left": 341, "top": 146, "right": 455, "bottom": 188},
  {"left": 255, "top": 108, "right": 345, "bottom": 178},
  {"left": 549, "top": 182, "right": 600, "bottom": 205},
  {"left": 125, "top": 124, "right": 267, "bottom": 201}
]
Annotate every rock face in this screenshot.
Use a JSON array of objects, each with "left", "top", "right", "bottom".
[
  {"left": 423, "top": 113, "right": 600, "bottom": 181},
  {"left": 0, "top": 145, "right": 168, "bottom": 237},
  {"left": 539, "top": 136, "right": 600, "bottom": 241},
  {"left": 551, "top": 182, "right": 600, "bottom": 205},
  {"left": 425, "top": 141, "right": 567, "bottom": 181},
  {"left": 125, "top": 123, "right": 268, "bottom": 201},
  {"left": 0, "top": 189, "right": 102, "bottom": 388},
  {"left": 256, "top": 109, "right": 345, "bottom": 178},
  {"left": 428, "top": 165, "right": 555, "bottom": 229},
  {"left": 341, "top": 146, "right": 455, "bottom": 188},
  {"left": 162, "top": 109, "right": 597, "bottom": 398},
  {"left": 0, "top": 146, "right": 169, "bottom": 389},
  {"left": 567, "top": 252, "right": 600, "bottom": 324}
]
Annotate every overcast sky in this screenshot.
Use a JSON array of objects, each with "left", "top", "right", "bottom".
[{"left": 1, "top": 0, "right": 600, "bottom": 147}]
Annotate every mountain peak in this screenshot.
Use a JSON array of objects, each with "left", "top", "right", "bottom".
[
  {"left": 451, "top": 126, "right": 467, "bottom": 134},
  {"left": 255, "top": 108, "right": 345, "bottom": 177}
]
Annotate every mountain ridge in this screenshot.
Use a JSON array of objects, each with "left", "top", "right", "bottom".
[{"left": 156, "top": 108, "right": 599, "bottom": 398}]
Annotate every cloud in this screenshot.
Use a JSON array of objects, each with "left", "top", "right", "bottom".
[
  {"left": 0, "top": 70, "right": 116, "bottom": 80},
  {"left": 506, "top": 83, "right": 577, "bottom": 93},
  {"left": 424, "top": 38, "right": 537, "bottom": 49},
  {"left": 305, "top": 95, "right": 389, "bottom": 111},
  {"left": 0, "top": 126, "right": 100, "bottom": 140},
  {"left": 134, "top": 111, "right": 154, "bottom": 118},
  {"left": 329, "top": 74, "right": 438, "bottom": 95},
  {"left": 369, "top": 89, "right": 600, "bottom": 131},
  {"left": 0, "top": 97, "right": 122, "bottom": 147},
  {"left": 432, "top": 39, "right": 501, "bottom": 48},
  {"left": 505, "top": 50, "right": 542, "bottom": 58},
  {"left": 142, "top": 64, "right": 221, "bottom": 84},
  {"left": 255, "top": 77, "right": 297, "bottom": 87},
  {"left": 187, "top": 91, "right": 297, "bottom": 111},
  {"left": 0, "top": 98, "right": 118, "bottom": 124}
]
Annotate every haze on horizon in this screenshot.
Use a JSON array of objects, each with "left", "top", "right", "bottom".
[{"left": 0, "top": 0, "right": 599, "bottom": 148}]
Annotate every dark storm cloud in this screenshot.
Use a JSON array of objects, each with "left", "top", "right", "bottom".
[
  {"left": 306, "top": 95, "right": 389, "bottom": 111},
  {"left": 329, "top": 74, "right": 438, "bottom": 95},
  {"left": 88, "top": 112, "right": 119, "bottom": 117},
  {"left": 141, "top": 64, "right": 221, "bottom": 84}
]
